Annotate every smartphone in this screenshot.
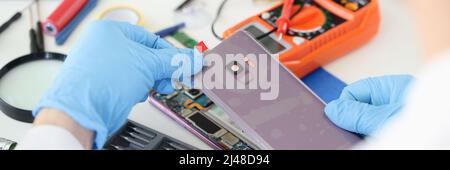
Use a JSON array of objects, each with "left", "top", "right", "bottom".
[{"left": 149, "top": 31, "right": 360, "bottom": 150}]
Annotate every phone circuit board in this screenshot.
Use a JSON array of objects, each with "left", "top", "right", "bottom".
[{"left": 150, "top": 86, "right": 257, "bottom": 150}]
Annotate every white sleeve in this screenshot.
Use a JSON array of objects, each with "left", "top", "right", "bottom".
[
  {"left": 359, "top": 51, "right": 450, "bottom": 150},
  {"left": 17, "top": 125, "right": 84, "bottom": 150}
]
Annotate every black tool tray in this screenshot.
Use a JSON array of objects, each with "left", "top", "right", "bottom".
[{"left": 104, "top": 120, "right": 198, "bottom": 150}]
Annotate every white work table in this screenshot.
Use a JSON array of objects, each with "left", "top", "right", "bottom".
[{"left": 0, "top": 0, "right": 423, "bottom": 150}]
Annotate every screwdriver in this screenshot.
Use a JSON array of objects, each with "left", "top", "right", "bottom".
[
  {"left": 128, "top": 132, "right": 151, "bottom": 143},
  {"left": 35, "top": 0, "right": 45, "bottom": 52},
  {"left": 131, "top": 127, "right": 157, "bottom": 139},
  {"left": 0, "top": 1, "right": 36, "bottom": 36},
  {"left": 111, "top": 144, "right": 125, "bottom": 150},
  {"left": 167, "top": 142, "right": 188, "bottom": 150},
  {"left": 121, "top": 135, "right": 146, "bottom": 148},
  {"left": 29, "top": 1, "right": 44, "bottom": 53}
]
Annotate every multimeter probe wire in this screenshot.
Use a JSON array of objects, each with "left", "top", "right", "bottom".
[
  {"left": 211, "top": 0, "right": 229, "bottom": 41},
  {"left": 256, "top": 0, "right": 309, "bottom": 40},
  {"left": 212, "top": 0, "right": 309, "bottom": 41}
]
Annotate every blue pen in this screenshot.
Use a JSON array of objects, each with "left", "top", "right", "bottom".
[
  {"left": 55, "top": 0, "right": 97, "bottom": 46},
  {"left": 155, "top": 23, "right": 186, "bottom": 38}
]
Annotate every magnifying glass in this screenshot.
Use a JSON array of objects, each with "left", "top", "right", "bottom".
[
  {"left": 0, "top": 5, "right": 66, "bottom": 123},
  {"left": 98, "top": 6, "right": 144, "bottom": 26},
  {"left": 0, "top": 53, "right": 65, "bottom": 123}
]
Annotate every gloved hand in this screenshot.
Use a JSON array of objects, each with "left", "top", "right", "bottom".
[
  {"left": 32, "top": 21, "right": 203, "bottom": 149},
  {"left": 325, "top": 75, "right": 414, "bottom": 136}
]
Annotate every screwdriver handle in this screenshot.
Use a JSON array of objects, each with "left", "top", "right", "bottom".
[
  {"left": 30, "top": 29, "right": 39, "bottom": 54},
  {"left": 0, "top": 12, "right": 22, "bottom": 35},
  {"left": 36, "top": 21, "right": 45, "bottom": 51}
]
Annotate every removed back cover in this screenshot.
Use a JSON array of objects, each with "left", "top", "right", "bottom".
[{"left": 195, "top": 31, "right": 360, "bottom": 149}]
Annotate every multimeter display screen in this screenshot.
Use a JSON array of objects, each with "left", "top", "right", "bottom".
[{"left": 244, "top": 26, "right": 286, "bottom": 54}]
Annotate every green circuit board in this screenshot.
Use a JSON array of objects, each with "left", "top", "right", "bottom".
[{"left": 151, "top": 87, "right": 255, "bottom": 150}]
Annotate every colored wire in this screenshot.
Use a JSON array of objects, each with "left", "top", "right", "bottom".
[{"left": 211, "top": 0, "right": 228, "bottom": 41}]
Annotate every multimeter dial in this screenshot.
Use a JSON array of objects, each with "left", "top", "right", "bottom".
[
  {"left": 225, "top": 0, "right": 379, "bottom": 77},
  {"left": 334, "top": 0, "right": 370, "bottom": 11},
  {"left": 286, "top": 4, "right": 331, "bottom": 40}
]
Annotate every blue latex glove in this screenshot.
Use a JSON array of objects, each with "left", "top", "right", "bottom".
[
  {"left": 32, "top": 21, "right": 203, "bottom": 149},
  {"left": 324, "top": 75, "right": 414, "bottom": 136}
]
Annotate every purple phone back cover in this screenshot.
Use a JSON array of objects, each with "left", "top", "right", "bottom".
[{"left": 195, "top": 31, "right": 361, "bottom": 150}]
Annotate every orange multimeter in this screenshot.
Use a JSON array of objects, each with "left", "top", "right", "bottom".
[{"left": 224, "top": 0, "right": 380, "bottom": 78}]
